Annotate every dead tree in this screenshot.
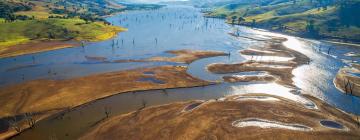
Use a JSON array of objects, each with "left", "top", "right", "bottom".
[
  {"left": 24, "top": 113, "right": 36, "bottom": 128},
  {"left": 348, "top": 80, "right": 354, "bottom": 95},
  {"left": 8, "top": 117, "right": 21, "bottom": 133},
  {"left": 327, "top": 47, "right": 331, "bottom": 55},
  {"left": 162, "top": 89, "right": 168, "bottom": 96},
  {"left": 104, "top": 107, "right": 111, "bottom": 118},
  {"left": 343, "top": 79, "right": 350, "bottom": 94},
  {"left": 49, "top": 133, "right": 58, "bottom": 140},
  {"left": 343, "top": 79, "right": 354, "bottom": 95},
  {"left": 142, "top": 99, "right": 147, "bottom": 109}
]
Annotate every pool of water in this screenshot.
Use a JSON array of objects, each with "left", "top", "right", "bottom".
[
  {"left": 320, "top": 120, "right": 345, "bottom": 130},
  {"left": 1, "top": 4, "right": 360, "bottom": 140},
  {"left": 138, "top": 77, "right": 166, "bottom": 84}
]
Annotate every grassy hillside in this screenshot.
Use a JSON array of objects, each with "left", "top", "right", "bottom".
[
  {"left": 0, "top": 0, "right": 128, "bottom": 47},
  {"left": 206, "top": 0, "right": 360, "bottom": 43},
  {"left": 0, "top": 18, "right": 124, "bottom": 47},
  {"left": 0, "top": 0, "right": 162, "bottom": 48}
]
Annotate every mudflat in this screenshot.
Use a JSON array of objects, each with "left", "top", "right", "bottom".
[
  {"left": 114, "top": 49, "right": 229, "bottom": 64},
  {"left": 0, "top": 66, "right": 211, "bottom": 118},
  {"left": 0, "top": 41, "right": 80, "bottom": 58},
  {"left": 80, "top": 94, "right": 360, "bottom": 140},
  {"left": 207, "top": 37, "right": 310, "bottom": 87}
]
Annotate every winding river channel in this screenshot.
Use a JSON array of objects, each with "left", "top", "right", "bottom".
[{"left": 0, "top": 5, "right": 359, "bottom": 140}]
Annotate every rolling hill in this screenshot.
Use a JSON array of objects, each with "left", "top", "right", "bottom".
[{"left": 205, "top": 0, "right": 360, "bottom": 43}]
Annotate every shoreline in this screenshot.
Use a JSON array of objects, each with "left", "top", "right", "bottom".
[
  {"left": 0, "top": 28, "right": 125, "bottom": 59},
  {"left": 0, "top": 64, "right": 216, "bottom": 139}
]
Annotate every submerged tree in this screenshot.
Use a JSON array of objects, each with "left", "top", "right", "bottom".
[
  {"left": 230, "top": 16, "right": 237, "bottom": 25},
  {"left": 238, "top": 17, "right": 245, "bottom": 25},
  {"left": 24, "top": 113, "right": 36, "bottom": 128},
  {"left": 306, "top": 19, "right": 319, "bottom": 38},
  {"left": 104, "top": 106, "right": 111, "bottom": 118},
  {"left": 252, "top": 19, "right": 256, "bottom": 27},
  {"left": 8, "top": 117, "right": 21, "bottom": 133}
]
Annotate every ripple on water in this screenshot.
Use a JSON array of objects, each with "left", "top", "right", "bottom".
[{"left": 232, "top": 118, "right": 312, "bottom": 131}]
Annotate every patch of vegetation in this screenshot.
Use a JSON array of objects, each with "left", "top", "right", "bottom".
[
  {"left": 0, "top": 0, "right": 162, "bottom": 48},
  {"left": 0, "top": 18, "right": 125, "bottom": 47},
  {"left": 206, "top": 0, "right": 360, "bottom": 43}
]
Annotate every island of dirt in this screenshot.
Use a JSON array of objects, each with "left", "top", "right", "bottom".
[
  {"left": 80, "top": 94, "right": 360, "bottom": 140},
  {"left": 0, "top": 66, "right": 212, "bottom": 118},
  {"left": 114, "top": 49, "right": 229, "bottom": 64},
  {"left": 0, "top": 41, "right": 80, "bottom": 58},
  {"left": 334, "top": 63, "right": 360, "bottom": 97},
  {"left": 207, "top": 37, "right": 310, "bottom": 87}
]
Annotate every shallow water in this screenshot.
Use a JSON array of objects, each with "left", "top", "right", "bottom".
[{"left": 1, "top": 4, "right": 359, "bottom": 140}]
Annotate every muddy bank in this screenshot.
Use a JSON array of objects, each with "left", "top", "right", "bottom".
[
  {"left": 0, "top": 66, "right": 211, "bottom": 118},
  {"left": 207, "top": 37, "right": 310, "bottom": 86},
  {"left": 0, "top": 41, "right": 80, "bottom": 58},
  {"left": 0, "top": 110, "right": 62, "bottom": 140},
  {"left": 114, "top": 49, "right": 228, "bottom": 64},
  {"left": 334, "top": 64, "right": 360, "bottom": 97},
  {"left": 80, "top": 94, "right": 360, "bottom": 140}
]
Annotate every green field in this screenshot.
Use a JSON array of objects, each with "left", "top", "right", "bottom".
[
  {"left": 206, "top": 0, "right": 360, "bottom": 42},
  {"left": 0, "top": 18, "right": 125, "bottom": 47},
  {"left": 0, "top": 0, "right": 133, "bottom": 47}
]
